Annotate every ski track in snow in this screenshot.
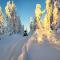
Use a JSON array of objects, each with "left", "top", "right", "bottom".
[
  {"left": 0, "top": 34, "right": 29, "bottom": 60},
  {"left": 0, "top": 33, "right": 60, "bottom": 60}
]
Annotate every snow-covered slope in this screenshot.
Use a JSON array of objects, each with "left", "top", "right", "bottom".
[
  {"left": 0, "top": 32, "right": 60, "bottom": 60},
  {"left": 27, "top": 40, "right": 60, "bottom": 60},
  {"left": 0, "top": 34, "right": 29, "bottom": 60},
  {"left": 18, "top": 31, "right": 60, "bottom": 60}
]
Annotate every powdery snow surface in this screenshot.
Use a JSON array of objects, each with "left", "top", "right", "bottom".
[
  {"left": 0, "top": 34, "right": 29, "bottom": 60},
  {"left": 0, "top": 33, "right": 60, "bottom": 60},
  {"left": 27, "top": 40, "right": 60, "bottom": 60}
]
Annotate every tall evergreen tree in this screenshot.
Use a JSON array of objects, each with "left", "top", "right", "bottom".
[
  {"left": 0, "top": 7, "right": 4, "bottom": 34},
  {"left": 5, "top": 1, "right": 24, "bottom": 34}
]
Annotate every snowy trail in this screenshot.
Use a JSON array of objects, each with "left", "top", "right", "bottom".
[
  {"left": 0, "top": 34, "right": 29, "bottom": 60},
  {"left": 0, "top": 33, "right": 60, "bottom": 60}
]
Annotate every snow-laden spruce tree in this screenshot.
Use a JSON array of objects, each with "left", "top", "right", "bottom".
[
  {"left": 5, "top": 1, "right": 23, "bottom": 35},
  {"left": 53, "top": 0, "right": 58, "bottom": 31},
  {"left": 29, "top": 17, "right": 35, "bottom": 35},
  {"left": 0, "top": 7, "right": 5, "bottom": 35}
]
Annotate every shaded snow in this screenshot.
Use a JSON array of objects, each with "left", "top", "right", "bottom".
[
  {"left": 18, "top": 32, "right": 60, "bottom": 60},
  {"left": 0, "top": 33, "right": 60, "bottom": 60},
  {"left": 0, "top": 34, "right": 29, "bottom": 60},
  {"left": 27, "top": 40, "right": 60, "bottom": 60}
]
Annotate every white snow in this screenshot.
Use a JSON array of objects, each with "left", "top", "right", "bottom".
[
  {"left": 27, "top": 40, "right": 60, "bottom": 60},
  {"left": 0, "top": 33, "right": 60, "bottom": 60},
  {"left": 0, "top": 34, "right": 29, "bottom": 60}
]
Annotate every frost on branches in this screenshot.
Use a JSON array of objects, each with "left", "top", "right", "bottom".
[
  {"left": 0, "top": 7, "right": 5, "bottom": 35},
  {"left": 5, "top": 1, "right": 24, "bottom": 35}
]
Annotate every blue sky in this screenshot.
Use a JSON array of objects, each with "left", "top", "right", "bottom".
[{"left": 0, "top": 0, "right": 46, "bottom": 32}]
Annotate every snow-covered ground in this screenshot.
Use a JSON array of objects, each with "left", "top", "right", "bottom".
[
  {"left": 0, "top": 34, "right": 29, "bottom": 60},
  {"left": 0, "top": 32, "right": 60, "bottom": 60},
  {"left": 27, "top": 40, "right": 60, "bottom": 60}
]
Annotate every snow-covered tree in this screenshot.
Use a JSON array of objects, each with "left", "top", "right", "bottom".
[
  {"left": 33, "top": 4, "right": 45, "bottom": 43},
  {"left": 43, "top": 0, "right": 53, "bottom": 31},
  {"left": 34, "top": 4, "right": 42, "bottom": 30},
  {"left": 5, "top": 1, "right": 24, "bottom": 35},
  {"left": 53, "top": 0, "right": 58, "bottom": 30},
  {"left": 34, "top": 4, "right": 45, "bottom": 30},
  {"left": 29, "top": 17, "right": 35, "bottom": 35},
  {"left": 0, "top": 7, "right": 4, "bottom": 34},
  {"left": 30, "top": 22, "right": 34, "bottom": 32}
]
